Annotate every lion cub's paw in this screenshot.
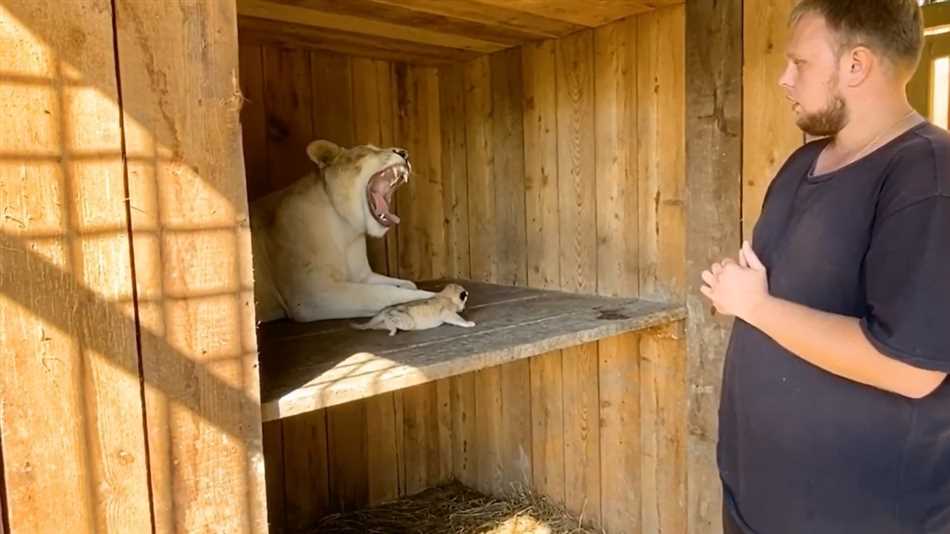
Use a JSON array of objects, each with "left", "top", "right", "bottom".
[{"left": 462, "top": 320, "right": 476, "bottom": 328}]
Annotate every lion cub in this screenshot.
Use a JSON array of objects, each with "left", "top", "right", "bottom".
[{"left": 350, "top": 284, "right": 476, "bottom": 336}]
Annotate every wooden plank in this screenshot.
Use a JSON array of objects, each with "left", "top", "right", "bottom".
[
  {"left": 262, "top": 45, "right": 314, "bottom": 191},
  {"left": 556, "top": 30, "right": 597, "bottom": 294},
  {"left": 491, "top": 48, "right": 528, "bottom": 287},
  {"left": 265, "top": 0, "right": 537, "bottom": 45},
  {"left": 393, "top": 390, "right": 407, "bottom": 496},
  {"left": 113, "top": 1, "right": 267, "bottom": 532},
  {"left": 380, "top": 62, "right": 400, "bottom": 278},
  {"left": 262, "top": 420, "right": 286, "bottom": 531},
  {"left": 522, "top": 39, "right": 561, "bottom": 291},
  {"left": 439, "top": 63, "right": 472, "bottom": 280},
  {"left": 239, "top": 44, "right": 270, "bottom": 202},
  {"left": 595, "top": 18, "right": 639, "bottom": 298},
  {"left": 436, "top": 378, "right": 454, "bottom": 483},
  {"left": 640, "top": 323, "right": 687, "bottom": 534},
  {"left": 530, "top": 350, "right": 566, "bottom": 504},
  {"left": 393, "top": 65, "right": 446, "bottom": 281},
  {"left": 366, "top": 393, "right": 401, "bottom": 504},
  {"left": 311, "top": 51, "right": 355, "bottom": 146},
  {"left": 450, "top": 373, "right": 478, "bottom": 487},
  {"left": 472, "top": 0, "right": 652, "bottom": 28},
  {"left": 475, "top": 365, "right": 503, "bottom": 495},
  {"left": 282, "top": 411, "right": 331, "bottom": 530},
  {"left": 464, "top": 56, "right": 496, "bottom": 283},
  {"left": 742, "top": 0, "right": 801, "bottom": 240},
  {"left": 599, "top": 334, "right": 641, "bottom": 533},
  {"left": 237, "top": 0, "right": 505, "bottom": 53},
  {"left": 562, "top": 342, "right": 601, "bottom": 526},
  {"left": 239, "top": 16, "right": 478, "bottom": 66},
  {"left": 260, "top": 286, "right": 687, "bottom": 419},
  {"left": 637, "top": 6, "right": 687, "bottom": 302},
  {"left": 352, "top": 57, "right": 392, "bottom": 275},
  {"left": 402, "top": 382, "right": 441, "bottom": 494},
  {"left": 327, "top": 400, "right": 369, "bottom": 512},
  {"left": 686, "top": 2, "right": 742, "bottom": 532},
  {"left": 500, "top": 359, "right": 533, "bottom": 492},
  {"left": 370, "top": 0, "right": 586, "bottom": 39},
  {"left": 0, "top": 1, "right": 151, "bottom": 532}
]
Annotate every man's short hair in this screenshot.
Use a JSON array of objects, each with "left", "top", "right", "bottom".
[{"left": 790, "top": 0, "right": 924, "bottom": 74}]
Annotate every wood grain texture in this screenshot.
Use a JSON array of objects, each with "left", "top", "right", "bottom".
[
  {"left": 521, "top": 39, "right": 561, "bottom": 291},
  {"left": 530, "top": 350, "right": 566, "bottom": 504},
  {"left": 556, "top": 30, "right": 597, "bottom": 295},
  {"left": 490, "top": 48, "right": 528, "bottom": 288},
  {"left": 239, "top": 44, "right": 269, "bottom": 201},
  {"left": 637, "top": 6, "right": 687, "bottom": 303},
  {"left": 640, "top": 323, "right": 687, "bottom": 534},
  {"left": 262, "top": 420, "right": 286, "bottom": 532},
  {"left": 451, "top": 373, "right": 478, "bottom": 487},
  {"left": 686, "top": 2, "right": 743, "bottom": 532},
  {"left": 500, "top": 359, "right": 533, "bottom": 492},
  {"left": 599, "top": 334, "right": 641, "bottom": 534},
  {"left": 475, "top": 365, "right": 503, "bottom": 494},
  {"left": 742, "top": 0, "right": 802, "bottom": 239},
  {"left": 311, "top": 51, "right": 355, "bottom": 146},
  {"left": 0, "top": 1, "right": 151, "bottom": 531},
  {"left": 402, "top": 382, "right": 441, "bottom": 495},
  {"left": 327, "top": 400, "right": 369, "bottom": 512},
  {"left": 595, "top": 18, "right": 639, "bottom": 298},
  {"left": 562, "top": 342, "right": 601, "bottom": 527},
  {"left": 464, "top": 56, "right": 497, "bottom": 283},
  {"left": 262, "top": 45, "right": 314, "bottom": 191},
  {"left": 439, "top": 63, "right": 472, "bottom": 279},
  {"left": 473, "top": 0, "right": 652, "bottom": 27},
  {"left": 366, "top": 392, "right": 402, "bottom": 504},
  {"left": 282, "top": 411, "right": 330, "bottom": 530},
  {"left": 114, "top": 1, "right": 266, "bottom": 532}
]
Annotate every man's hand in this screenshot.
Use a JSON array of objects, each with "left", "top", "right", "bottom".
[{"left": 700, "top": 241, "right": 770, "bottom": 321}]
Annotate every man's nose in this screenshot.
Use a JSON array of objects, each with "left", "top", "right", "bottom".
[{"left": 777, "top": 63, "right": 794, "bottom": 89}]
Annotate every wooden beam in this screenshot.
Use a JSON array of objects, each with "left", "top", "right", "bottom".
[
  {"left": 685, "top": 1, "right": 743, "bottom": 533},
  {"left": 473, "top": 0, "right": 652, "bottom": 28},
  {"left": 238, "top": 16, "right": 478, "bottom": 66},
  {"left": 114, "top": 1, "right": 267, "bottom": 531},
  {"left": 237, "top": 0, "right": 506, "bottom": 53}
]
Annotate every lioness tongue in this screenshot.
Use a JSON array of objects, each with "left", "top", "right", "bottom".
[{"left": 372, "top": 192, "right": 400, "bottom": 224}]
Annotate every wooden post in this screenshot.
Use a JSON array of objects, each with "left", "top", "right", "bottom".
[{"left": 685, "top": 1, "right": 743, "bottom": 533}]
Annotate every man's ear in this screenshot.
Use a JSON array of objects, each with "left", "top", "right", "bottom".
[
  {"left": 306, "top": 140, "right": 342, "bottom": 170},
  {"left": 845, "top": 46, "right": 874, "bottom": 87}
]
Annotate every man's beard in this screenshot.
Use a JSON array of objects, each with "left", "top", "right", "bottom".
[{"left": 796, "top": 90, "right": 848, "bottom": 137}]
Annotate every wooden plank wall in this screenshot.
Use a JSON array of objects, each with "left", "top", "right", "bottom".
[
  {"left": 1, "top": 1, "right": 267, "bottom": 533},
  {"left": 239, "top": 6, "right": 686, "bottom": 533}
]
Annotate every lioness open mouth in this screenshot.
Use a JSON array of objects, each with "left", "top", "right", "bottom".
[{"left": 366, "top": 163, "right": 409, "bottom": 227}]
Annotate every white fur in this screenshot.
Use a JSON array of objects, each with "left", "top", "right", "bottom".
[{"left": 250, "top": 140, "right": 433, "bottom": 323}]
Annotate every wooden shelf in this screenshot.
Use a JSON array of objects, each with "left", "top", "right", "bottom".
[{"left": 258, "top": 279, "right": 686, "bottom": 421}]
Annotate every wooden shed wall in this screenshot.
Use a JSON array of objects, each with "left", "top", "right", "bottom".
[
  {"left": 238, "top": 5, "right": 687, "bottom": 533},
  {"left": 0, "top": 1, "right": 266, "bottom": 533}
]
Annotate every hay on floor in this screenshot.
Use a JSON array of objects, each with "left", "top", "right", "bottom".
[{"left": 308, "top": 481, "right": 604, "bottom": 534}]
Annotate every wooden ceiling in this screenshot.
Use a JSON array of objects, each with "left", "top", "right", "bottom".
[{"left": 236, "top": 0, "right": 684, "bottom": 65}]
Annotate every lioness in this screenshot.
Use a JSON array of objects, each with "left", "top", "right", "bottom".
[{"left": 250, "top": 140, "right": 434, "bottom": 323}]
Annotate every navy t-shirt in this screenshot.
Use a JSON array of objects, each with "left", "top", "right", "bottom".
[{"left": 719, "top": 121, "right": 950, "bottom": 533}]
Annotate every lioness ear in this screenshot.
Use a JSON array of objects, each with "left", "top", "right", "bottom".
[{"left": 306, "top": 140, "right": 342, "bottom": 169}]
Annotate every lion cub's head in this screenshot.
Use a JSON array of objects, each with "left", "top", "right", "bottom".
[{"left": 306, "top": 140, "right": 410, "bottom": 238}]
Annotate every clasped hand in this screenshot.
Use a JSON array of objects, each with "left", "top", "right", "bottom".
[{"left": 700, "top": 241, "right": 771, "bottom": 320}]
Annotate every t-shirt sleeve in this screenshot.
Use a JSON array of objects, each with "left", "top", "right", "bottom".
[{"left": 860, "top": 195, "right": 950, "bottom": 372}]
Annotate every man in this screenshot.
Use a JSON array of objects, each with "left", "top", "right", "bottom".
[{"left": 701, "top": 1, "right": 950, "bottom": 532}]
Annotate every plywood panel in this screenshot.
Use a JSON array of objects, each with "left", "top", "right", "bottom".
[
  {"left": 114, "top": 1, "right": 266, "bottom": 532},
  {"left": 239, "top": 44, "right": 270, "bottom": 201},
  {"left": 595, "top": 18, "right": 639, "bottom": 298},
  {"left": 491, "top": 48, "right": 528, "bottom": 287},
  {"left": 637, "top": 6, "right": 686, "bottom": 302},
  {"left": 451, "top": 373, "right": 478, "bottom": 487},
  {"left": 599, "top": 334, "right": 641, "bottom": 533},
  {"left": 437, "top": 378, "right": 455, "bottom": 482},
  {"left": 742, "top": 0, "right": 802, "bottom": 239},
  {"left": 402, "top": 382, "right": 441, "bottom": 494},
  {"left": 640, "top": 323, "right": 687, "bottom": 534},
  {"left": 500, "top": 360, "right": 533, "bottom": 491},
  {"left": 394, "top": 65, "right": 446, "bottom": 281},
  {"left": 562, "top": 342, "right": 601, "bottom": 526},
  {"left": 328, "top": 400, "right": 369, "bottom": 511},
  {"left": 439, "top": 63, "right": 472, "bottom": 279},
  {"left": 464, "top": 56, "right": 497, "bottom": 283},
  {"left": 283, "top": 411, "right": 331, "bottom": 530},
  {"left": 556, "top": 31, "right": 597, "bottom": 295},
  {"left": 530, "top": 350, "right": 566, "bottom": 504},
  {"left": 366, "top": 393, "right": 401, "bottom": 504},
  {"left": 262, "top": 46, "right": 314, "bottom": 191},
  {"left": 475, "top": 365, "right": 504, "bottom": 494},
  {"left": 521, "top": 39, "right": 561, "bottom": 291},
  {"left": 0, "top": 1, "right": 151, "bottom": 532}
]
